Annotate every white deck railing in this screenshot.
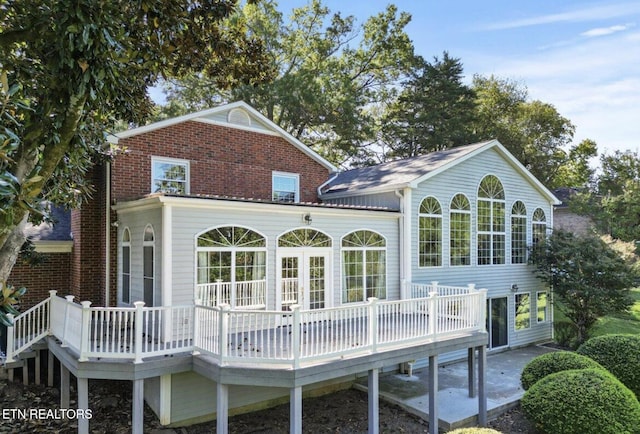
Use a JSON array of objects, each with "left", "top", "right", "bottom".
[
  {"left": 196, "top": 279, "right": 266, "bottom": 309},
  {"left": 4, "top": 285, "right": 487, "bottom": 367}
]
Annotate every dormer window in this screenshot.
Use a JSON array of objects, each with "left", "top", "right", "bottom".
[
  {"left": 272, "top": 171, "right": 299, "bottom": 203},
  {"left": 151, "top": 156, "right": 190, "bottom": 194}
]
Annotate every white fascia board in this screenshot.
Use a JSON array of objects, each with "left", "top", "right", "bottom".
[
  {"left": 319, "top": 183, "right": 408, "bottom": 200},
  {"left": 33, "top": 240, "right": 74, "bottom": 253}
]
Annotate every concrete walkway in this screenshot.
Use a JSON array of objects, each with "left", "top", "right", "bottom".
[{"left": 355, "top": 345, "right": 557, "bottom": 431}]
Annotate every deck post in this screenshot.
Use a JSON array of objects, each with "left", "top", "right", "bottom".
[
  {"left": 132, "top": 379, "right": 144, "bottom": 434},
  {"left": 219, "top": 304, "right": 230, "bottom": 363},
  {"left": 35, "top": 348, "right": 41, "bottom": 385},
  {"left": 77, "top": 376, "right": 89, "bottom": 434},
  {"left": 217, "top": 382, "right": 229, "bottom": 434},
  {"left": 290, "top": 386, "right": 302, "bottom": 434},
  {"left": 478, "top": 345, "right": 487, "bottom": 426},
  {"left": 428, "top": 293, "right": 437, "bottom": 339},
  {"left": 61, "top": 295, "right": 74, "bottom": 347},
  {"left": 468, "top": 347, "right": 476, "bottom": 398},
  {"left": 290, "top": 305, "right": 301, "bottom": 369},
  {"left": 368, "top": 368, "right": 379, "bottom": 434},
  {"left": 79, "top": 301, "right": 92, "bottom": 362},
  {"left": 367, "top": 298, "right": 378, "bottom": 352},
  {"left": 60, "top": 363, "right": 70, "bottom": 408},
  {"left": 428, "top": 354, "right": 438, "bottom": 434},
  {"left": 133, "top": 301, "right": 145, "bottom": 364},
  {"left": 5, "top": 313, "right": 15, "bottom": 363}
]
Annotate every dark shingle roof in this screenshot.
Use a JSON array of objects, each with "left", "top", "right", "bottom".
[
  {"left": 24, "top": 205, "right": 72, "bottom": 241},
  {"left": 321, "top": 141, "right": 493, "bottom": 195}
]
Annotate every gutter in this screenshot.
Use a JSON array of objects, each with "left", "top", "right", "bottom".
[{"left": 316, "top": 171, "right": 340, "bottom": 199}]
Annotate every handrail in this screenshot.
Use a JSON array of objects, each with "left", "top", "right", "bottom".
[
  {"left": 9, "top": 284, "right": 486, "bottom": 367},
  {"left": 4, "top": 290, "right": 55, "bottom": 364}
]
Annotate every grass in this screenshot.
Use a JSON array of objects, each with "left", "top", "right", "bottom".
[{"left": 590, "top": 287, "right": 640, "bottom": 337}]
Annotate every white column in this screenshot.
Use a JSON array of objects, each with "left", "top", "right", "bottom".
[
  {"left": 290, "top": 386, "right": 302, "bottom": 434},
  {"left": 77, "top": 377, "right": 89, "bottom": 434},
  {"left": 368, "top": 368, "right": 379, "bottom": 434},
  {"left": 217, "top": 382, "right": 229, "bottom": 434},
  {"left": 60, "top": 364, "right": 70, "bottom": 408},
  {"left": 478, "top": 345, "right": 488, "bottom": 427},
  {"left": 132, "top": 379, "right": 144, "bottom": 434},
  {"left": 428, "top": 355, "right": 438, "bottom": 434}
]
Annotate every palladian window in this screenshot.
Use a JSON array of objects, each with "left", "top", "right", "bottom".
[
  {"left": 342, "top": 230, "right": 386, "bottom": 303},
  {"left": 196, "top": 226, "right": 267, "bottom": 309}
]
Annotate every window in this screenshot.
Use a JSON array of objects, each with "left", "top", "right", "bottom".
[
  {"left": 477, "top": 175, "right": 505, "bottom": 265},
  {"left": 342, "top": 230, "right": 386, "bottom": 303},
  {"left": 532, "top": 208, "right": 547, "bottom": 247},
  {"left": 419, "top": 197, "right": 442, "bottom": 267},
  {"left": 511, "top": 201, "right": 527, "bottom": 264},
  {"left": 197, "top": 226, "right": 267, "bottom": 308},
  {"left": 143, "top": 225, "right": 155, "bottom": 306},
  {"left": 272, "top": 172, "right": 299, "bottom": 203},
  {"left": 450, "top": 194, "right": 471, "bottom": 266},
  {"left": 278, "top": 228, "right": 331, "bottom": 247},
  {"left": 121, "top": 228, "right": 131, "bottom": 304},
  {"left": 537, "top": 291, "right": 548, "bottom": 322},
  {"left": 151, "top": 157, "right": 189, "bottom": 194},
  {"left": 515, "top": 293, "right": 531, "bottom": 330}
]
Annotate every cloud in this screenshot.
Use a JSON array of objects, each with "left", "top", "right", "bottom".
[
  {"left": 581, "top": 23, "right": 634, "bottom": 37},
  {"left": 485, "top": 2, "right": 640, "bottom": 30}
]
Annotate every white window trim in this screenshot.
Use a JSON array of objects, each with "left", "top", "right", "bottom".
[
  {"left": 121, "top": 227, "right": 131, "bottom": 305},
  {"left": 536, "top": 291, "right": 549, "bottom": 323},
  {"left": 151, "top": 156, "right": 190, "bottom": 194},
  {"left": 272, "top": 171, "right": 300, "bottom": 203},
  {"left": 514, "top": 292, "right": 531, "bottom": 331}
]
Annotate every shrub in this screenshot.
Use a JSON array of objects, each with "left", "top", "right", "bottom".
[
  {"left": 447, "top": 429, "right": 502, "bottom": 434},
  {"left": 521, "top": 368, "right": 640, "bottom": 434},
  {"left": 553, "top": 321, "right": 578, "bottom": 349},
  {"left": 520, "top": 350, "right": 604, "bottom": 390},
  {"left": 577, "top": 334, "right": 640, "bottom": 398}
]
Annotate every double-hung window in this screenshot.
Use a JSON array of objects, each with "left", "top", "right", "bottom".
[
  {"left": 272, "top": 171, "right": 299, "bottom": 203},
  {"left": 151, "top": 157, "right": 190, "bottom": 194}
]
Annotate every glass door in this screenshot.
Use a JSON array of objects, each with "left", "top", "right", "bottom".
[
  {"left": 278, "top": 250, "right": 330, "bottom": 310},
  {"left": 486, "top": 297, "right": 508, "bottom": 349}
]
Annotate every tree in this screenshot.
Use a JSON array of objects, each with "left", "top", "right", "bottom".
[
  {"left": 549, "top": 139, "right": 597, "bottom": 189},
  {"left": 378, "top": 52, "right": 476, "bottom": 160},
  {"left": 161, "top": 0, "right": 416, "bottom": 166},
  {"left": 529, "top": 230, "right": 636, "bottom": 345},
  {"left": 471, "top": 75, "right": 576, "bottom": 187},
  {"left": 0, "top": 0, "right": 272, "bottom": 286}
]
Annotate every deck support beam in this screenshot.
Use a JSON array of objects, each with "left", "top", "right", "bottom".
[
  {"left": 132, "top": 379, "right": 144, "bottom": 434},
  {"left": 428, "top": 354, "right": 438, "bottom": 434},
  {"left": 48, "top": 350, "right": 54, "bottom": 387},
  {"left": 290, "top": 385, "right": 302, "bottom": 434},
  {"left": 60, "top": 363, "right": 70, "bottom": 409},
  {"left": 217, "top": 382, "right": 229, "bottom": 434},
  {"left": 368, "top": 368, "right": 379, "bottom": 434},
  {"left": 77, "top": 377, "right": 89, "bottom": 434},
  {"left": 478, "top": 345, "right": 487, "bottom": 427},
  {"left": 468, "top": 347, "right": 476, "bottom": 398}
]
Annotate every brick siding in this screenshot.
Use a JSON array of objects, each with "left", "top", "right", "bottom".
[{"left": 8, "top": 253, "right": 71, "bottom": 310}]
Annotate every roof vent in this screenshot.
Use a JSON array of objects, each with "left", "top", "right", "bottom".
[{"left": 227, "top": 108, "right": 251, "bottom": 127}]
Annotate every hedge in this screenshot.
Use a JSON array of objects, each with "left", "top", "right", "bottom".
[{"left": 520, "top": 350, "right": 604, "bottom": 390}]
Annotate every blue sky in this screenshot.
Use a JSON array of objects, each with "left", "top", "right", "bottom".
[{"left": 276, "top": 0, "right": 640, "bottom": 156}]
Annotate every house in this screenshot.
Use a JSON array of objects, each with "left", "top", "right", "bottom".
[{"left": 5, "top": 101, "right": 559, "bottom": 434}]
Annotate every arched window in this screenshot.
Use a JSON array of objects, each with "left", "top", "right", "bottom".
[
  {"left": 419, "top": 197, "right": 442, "bottom": 267},
  {"left": 477, "top": 175, "right": 505, "bottom": 265},
  {"left": 143, "top": 225, "right": 155, "bottom": 306},
  {"left": 121, "top": 228, "right": 131, "bottom": 304},
  {"left": 532, "top": 208, "right": 547, "bottom": 247},
  {"left": 342, "top": 230, "right": 386, "bottom": 303},
  {"left": 450, "top": 194, "right": 471, "bottom": 266},
  {"left": 511, "top": 201, "right": 527, "bottom": 264},
  {"left": 197, "top": 226, "right": 267, "bottom": 308},
  {"left": 278, "top": 228, "right": 331, "bottom": 247}
]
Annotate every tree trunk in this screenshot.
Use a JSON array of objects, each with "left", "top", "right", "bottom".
[{"left": 0, "top": 213, "right": 29, "bottom": 285}]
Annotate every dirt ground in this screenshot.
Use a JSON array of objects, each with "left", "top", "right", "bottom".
[{"left": 0, "top": 376, "right": 537, "bottom": 433}]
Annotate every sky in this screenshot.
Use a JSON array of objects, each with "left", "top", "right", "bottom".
[{"left": 276, "top": 0, "right": 640, "bottom": 157}]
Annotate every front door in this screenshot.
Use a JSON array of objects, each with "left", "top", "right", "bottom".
[{"left": 278, "top": 250, "right": 331, "bottom": 310}]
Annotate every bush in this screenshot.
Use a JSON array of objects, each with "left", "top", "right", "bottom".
[
  {"left": 520, "top": 350, "right": 604, "bottom": 390},
  {"left": 447, "top": 429, "right": 502, "bottom": 434},
  {"left": 521, "top": 368, "right": 640, "bottom": 434},
  {"left": 577, "top": 334, "right": 640, "bottom": 398},
  {"left": 553, "top": 321, "right": 578, "bottom": 349}
]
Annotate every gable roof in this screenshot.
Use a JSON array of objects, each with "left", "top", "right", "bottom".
[
  {"left": 107, "top": 101, "right": 337, "bottom": 172},
  {"left": 320, "top": 139, "right": 561, "bottom": 205}
]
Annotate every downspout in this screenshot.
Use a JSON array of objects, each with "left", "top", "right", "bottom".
[
  {"left": 105, "top": 161, "right": 111, "bottom": 307},
  {"left": 395, "top": 188, "right": 412, "bottom": 299},
  {"left": 316, "top": 171, "right": 340, "bottom": 200}
]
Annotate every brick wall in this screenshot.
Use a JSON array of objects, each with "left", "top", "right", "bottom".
[
  {"left": 8, "top": 253, "right": 71, "bottom": 309},
  {"left": 112, "top": 121, "right": 330, "bottom": 202}
]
